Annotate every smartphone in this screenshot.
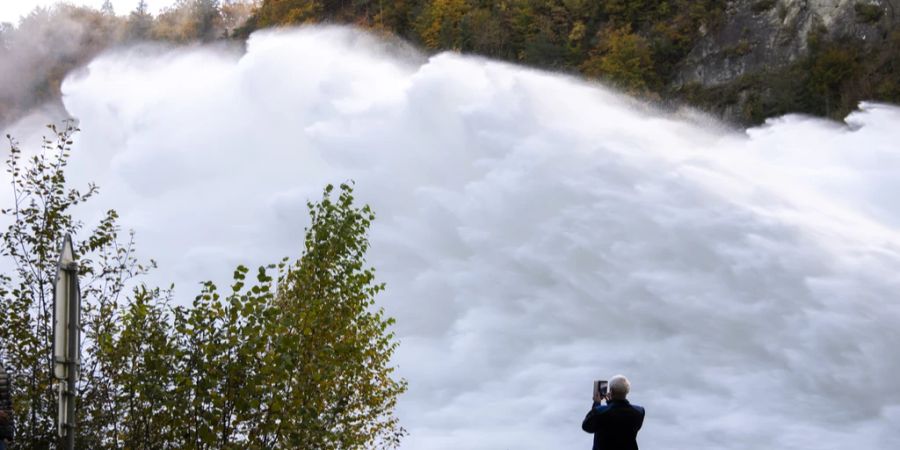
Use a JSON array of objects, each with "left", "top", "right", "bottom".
[{"left": 594, "top": 380, "right": 608, "bottom": 398}]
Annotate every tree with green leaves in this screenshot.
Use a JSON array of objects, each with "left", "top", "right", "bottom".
[
  {"left": 127, "top": 0, "right": 154, "bottom": 39},
  {"left": 101, "top": 0, "right": 116, "bottom": 16},
  {"left": 267, "top": 183, "right": 406, "bottom": 448},
  {"left": 167, "top": 184, "right": 407, "bottom": 448},
  {"left": 0, "top": 122, "right": 154, "bottom": 448},
  {"left": 94, "top": 287, "right": 179, "bottom": 449},
  {"left": 582, "top": 25, "right": 658, "bottom": 95},
  {"left": 1, "top": 124, "right": 406, "bottom": 449}
]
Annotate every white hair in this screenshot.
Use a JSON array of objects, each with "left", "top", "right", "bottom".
[{"left": 609, "top": 374, "right": 631, "bottom": 399}]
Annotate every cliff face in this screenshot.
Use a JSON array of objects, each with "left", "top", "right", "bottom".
[{"left": 676, "top": 0, "right": 893, "bottom": 87}]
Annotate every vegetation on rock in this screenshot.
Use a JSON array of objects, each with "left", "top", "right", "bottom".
[{"left": 854, "top": 3, "right": 884, "bottom": 24}]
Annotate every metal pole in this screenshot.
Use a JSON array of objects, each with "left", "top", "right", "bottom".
[
  {"left": 65, "top": 265, "right": 78, "bottom": 450},
  {"left": 59, "top": 262, "right": 78, "bottom": 450},
  {"left": 53, "top": 236, "right": 79, "bottom": 450}
]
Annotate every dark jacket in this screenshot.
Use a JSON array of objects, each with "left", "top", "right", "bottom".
[
  {"left": 0, "top": 363, "right": 13, "bottom": 441},
  {"left": 582, "top": 399, "right": 644, "bottom": 450}
]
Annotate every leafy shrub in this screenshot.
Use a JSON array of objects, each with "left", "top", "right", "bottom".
[{"left": 854, "top": 3, "right": 884, "bottom": 23}]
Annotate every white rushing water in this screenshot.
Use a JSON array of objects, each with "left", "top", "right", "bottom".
[{"left": 7, "top": 26, "right": 900, "bottom": 449}]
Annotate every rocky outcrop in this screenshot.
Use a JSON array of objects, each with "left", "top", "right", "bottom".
[{"left": 675, "top": 0, "right": 895, "bottom": 87}]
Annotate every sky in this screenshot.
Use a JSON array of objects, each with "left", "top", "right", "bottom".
[
  {"left": 0, "top": 0, "right": 176, "bottom": 24},
  {"left": 3, "top": 26, "right": 900, "bottom": 449}
]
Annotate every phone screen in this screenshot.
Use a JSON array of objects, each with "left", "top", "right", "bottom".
[{"left": 594, "top": 380, "right": 608, "bottom": 397}]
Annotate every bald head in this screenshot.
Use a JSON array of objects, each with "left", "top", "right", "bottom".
[{"left": 609, "top": 374, "right": 630, "bottom": 400}]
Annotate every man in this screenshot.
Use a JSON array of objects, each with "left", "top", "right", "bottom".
[
  {"left": 581, "top": 374, "right": 644, "bottom": 450},
  {"left": 0, "top": 359, "right": 13, "bottom": 450}
]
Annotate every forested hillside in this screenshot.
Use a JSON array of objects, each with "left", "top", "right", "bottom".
[
  {"left": 2, "top": 0, "right": 899, "bottom": 125},
  {"left": 247, "top": 0, "right": 723, "bottom": 94}
]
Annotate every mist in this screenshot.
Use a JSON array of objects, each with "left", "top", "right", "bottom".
[
  {"left": 0, "top": 4, "right": 119, "bottom": 124},
  {"left": 3, "top": 26, "right": 900, "bottom": 449},
  {"left": 0, "top": 0, "right": 254, "bottom": 125}
]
